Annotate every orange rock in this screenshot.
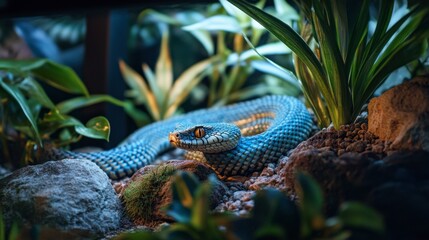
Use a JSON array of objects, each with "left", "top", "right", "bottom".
[{"left": 368, "top": 76, "right": 429, "bottom": 151}]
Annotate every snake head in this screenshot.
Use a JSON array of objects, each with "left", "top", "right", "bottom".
[{"left": 169, "top": 123, "right": 241, "bottom": 153}]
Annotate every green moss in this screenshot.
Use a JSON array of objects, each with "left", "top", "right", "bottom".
[{"left": 122, "top": 164, "right": 176, "bottom": 222}]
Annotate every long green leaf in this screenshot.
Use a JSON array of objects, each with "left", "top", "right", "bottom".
[
  {"left": 227, "top": 0, "right": 325, "bottom": 86},
  {"left": 56, "top": 94, "right": 125, "bottom": 114},
  {"left": 312, "top": 1, "right": 351, "bottom": 127},
  {"left": 346, "top": 0, "right": 369, "bottom": 77},
  {"left": 18, "top": 77, "right": 56, "bottom": 109},
  {"left": 352, "top": 7, "right": 415, "bottom": 95},
  {"left": 331, "top": 0, "right": 348, "bottom": 60},
  {"left": 227, "top": 0, "right": 337, "bottom": 125},
  {"left": 0, "top": 78, "right": 41, "bottom": 145},
  {"left": 353, "top": 7, "right": 427, "bottom": 109}
]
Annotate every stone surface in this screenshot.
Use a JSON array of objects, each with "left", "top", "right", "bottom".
[
  {"left": 0, "top": 165, "right": 10, "bottom": 179},
  {"left": 120, "top": 160, "right": 228, "bottom": 226},
  {"left": 0, "top": 159, "right": 122, "bottom": 235},
  {"left": 368, "top": 76, "right": 429, "bottom": 151},
  {"left": 284, "top": 130, "right": 429, "bottom": 238}
]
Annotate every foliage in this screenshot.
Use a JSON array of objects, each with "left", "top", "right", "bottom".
[
  {"left": 182, "top": 0, "right": 301, "bottom": 106},
  {"left": 0, "top": 209, "right": 19, "bottom": 240},
  {"left": 119, "top": 31, "right": 215, "bottom": 125},
  {"left": 122, "top": 164, "right": 176, "bottom": 222},
  {"left": 227, "top": 0, "right": 429, "bottom": 128},
  {"left": 0, "top": 59, "right": 125, "bottom": 166},
  {"left": 135, "top": 1, "right": 301, "bottom": 108},
  {"left": 116, "top": 172, "right": 384, "bottom": 240}
]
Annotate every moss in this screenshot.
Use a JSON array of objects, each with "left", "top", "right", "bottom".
[{"left": 122, "top": 164, "right": 176, "bottom": 222}]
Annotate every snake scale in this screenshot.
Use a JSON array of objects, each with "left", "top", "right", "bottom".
[{"left": 46, "top": 96, "right": 313, "bottom": 180}]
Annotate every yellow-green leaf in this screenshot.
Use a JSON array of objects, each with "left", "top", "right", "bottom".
[
  {"left": 119, "top": 59, "right": 160, "bottom": 120},
  {"left": 156, "top": 31, "right": 173, "bottom": 95}
]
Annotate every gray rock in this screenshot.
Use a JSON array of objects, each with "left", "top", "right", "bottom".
[
  {"left": 0, "top": 165, "right": 10, "bottom": 179},
  {"left": 0, "top": 159, "right": 122, "bottom": 234}
]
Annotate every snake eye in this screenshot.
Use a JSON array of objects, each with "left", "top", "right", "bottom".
[{"left": 194, "top": 127, "right": 205, "bottom": 138}]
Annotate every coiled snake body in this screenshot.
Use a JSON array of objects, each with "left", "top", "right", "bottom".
[{"left": 46, "top": 96, "right": 313, "bottom": 179}]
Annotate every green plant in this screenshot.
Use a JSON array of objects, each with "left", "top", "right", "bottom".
[
  {"left": 122, "top": 164, "right": 176, "bottom": 223},
  {"left": 227, "top": 0, "right": 429, "bottom": 128},
  {"left": 136, "top": 1, "right": 301, "bottom": 107},
  {"left": 182, "top": 0, "right": 301, "bottom": 106},
  {"left": 0, "top": 209, "right": 19, "bottom": 240},
  {"left": 116, "top": 172, "right": 384, "bottom": 240},
  {"left": 0, "top": 59, "right": 126, "bottom": 166},
  {"left": 119, "top": 31, "right": 215, "bottom": 125}
]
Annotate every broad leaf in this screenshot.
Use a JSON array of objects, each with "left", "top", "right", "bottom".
[
  {"left": 339, "top": 202, "right": 384, "bottom": 233},
  {"left": 0, "top": 59, "right": 89, "bottom": 96},
  {"left": 75, "top": 116, "right": 110, "bottom": 141}
]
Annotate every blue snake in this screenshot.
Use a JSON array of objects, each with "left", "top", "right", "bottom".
[{"left": 46, "top": 96, "right": 313, "bottom": 179}]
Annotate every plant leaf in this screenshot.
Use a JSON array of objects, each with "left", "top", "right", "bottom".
[
  {"left": 74, "top": 116, "right": 110, "bottom": 141},
  {"left": 227, "top": 0, "right": 335, "bottom": 122},
  {"left": 167, "top": 57, "right": 214, "bottom": 107},
  {"left": 56, "top": 94, "right": 125, "bottom": 114},
  {"left": 18, "top": 77, "right": 56, "bottom": 109},
  {"left": 156, "top": 31, "right": 173, "bottom": 97},
  {"left": 119, "top": 59, "right": 160, "bottom": 120},
  {"left": 339, "top": 202, "right": 384, "bottom": 234},
  {"left": 219, "top": 0, "right": 250, "bottom": 23},
  {"left": 0, "top": 77, "right": 42, "bottom": 145},
  {"left": 166, "top": 172, "right": 199, "bottom": 223},
  {"left": 183, "top": 15, "right": 242, "bottom": 33},
  {"left": 0, "top": 59, "right": 89, "bottom": 96},
  {"left": 138, "top": 9, "right": 181, "bottom": 25},
  {"left": 188, "top": 30, "right": 214, "bottom": 55},
  {"left": 190, "top": 179, "right": 212, "bottom": 230},
  {"left": 226, "top": 42, "right": 292, "bottom": 65},
  {"left": 312, "top": 1, "right": 351, "bottom": 127},
  {"left": 296, "top": 172, "right": 325, "bottom": 237},
  {"left": 251, "top": 60, "right": 299, "bottom": 87}
]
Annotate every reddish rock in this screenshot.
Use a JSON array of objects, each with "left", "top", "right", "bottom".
[{"left": 368, "top": 76, "right": 429, "bottom": 151}]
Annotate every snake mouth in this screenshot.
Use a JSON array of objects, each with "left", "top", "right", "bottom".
[{"left": 169, "top": 133, "right": 179, "bottom": 146}]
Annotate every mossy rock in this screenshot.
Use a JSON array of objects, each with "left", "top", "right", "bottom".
[{"left": 121, "top": 160, "right": 227, "bottom": 226}]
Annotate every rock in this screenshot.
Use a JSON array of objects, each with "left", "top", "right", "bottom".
[
  {"left": 0, "top": 165, "right": 10, "bottom": 179},
  {"left": 0, "top": 159, "right": 122, "bottom": 235},
  {"left": 368, "top": 76, "right": 429, "bottom": 151},
  {"left": 121, "top": 160, "right": 227, "bottom": 226},
  {"left": 286, "top": 145, "right": 429, "bottom": 236},
  {"left": 366, "top": 182, "right": 429, "bottom": 239}
]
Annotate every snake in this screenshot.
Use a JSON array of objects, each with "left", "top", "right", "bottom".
[{"left": 45, "top": 95, "right": 313, "bottom": 180}]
